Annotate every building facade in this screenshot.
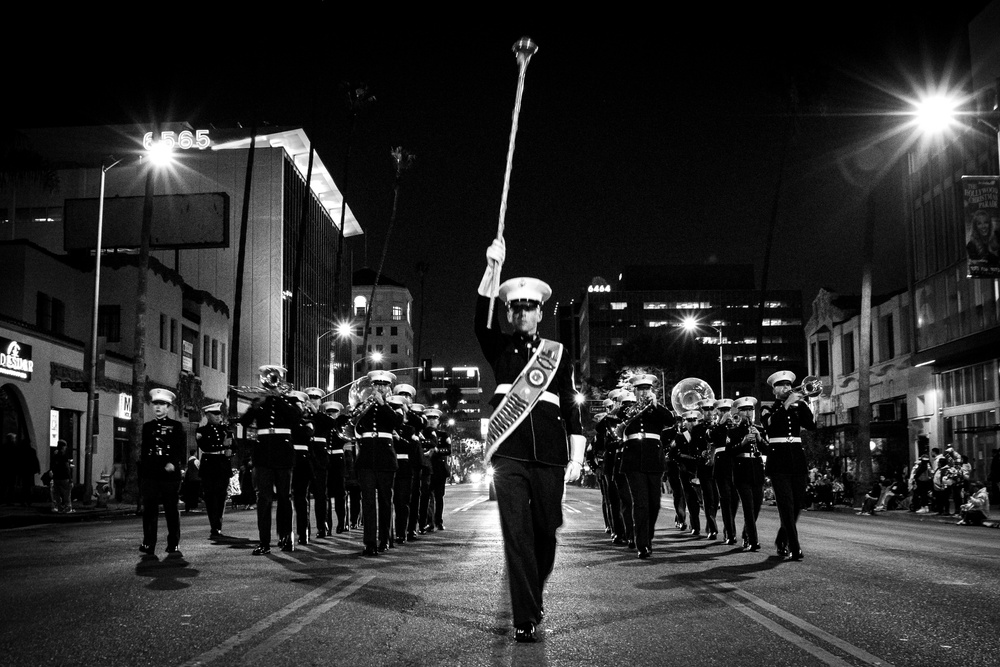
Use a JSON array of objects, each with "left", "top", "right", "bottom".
[{"left": 350, "top": 269, "right": 415, "bottom": 389}]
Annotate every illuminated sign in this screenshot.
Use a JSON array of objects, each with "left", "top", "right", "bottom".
[
  {"left": 0, "top": 337, "right": 33, "bottom": 380},
  {"left": 118, "top": 393, "right": 133, "bottom": 420},
  {"left": 142, "top": 129, "right": 211, "bottom": 151},
  {"left": 50, "top": 410, "right": 59, "bottom": 449}
]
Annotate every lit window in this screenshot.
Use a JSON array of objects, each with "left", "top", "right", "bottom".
[
  {"left": 392, "top": 305, "right": 403, "bottom": 321},
  {"left": 610, "top": 302, "right": 628, "bottom": 310}
]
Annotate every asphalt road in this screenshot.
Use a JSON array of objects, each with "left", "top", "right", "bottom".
[{"left": 1, "top": 484, "right": 997, "bottom": 667}]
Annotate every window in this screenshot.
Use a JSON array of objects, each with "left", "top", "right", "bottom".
[
  {"left": 203, "top": 335, "right": 210, "bottom": 365},
  {"left": 221, "top": 343, "right": 227, "bottom": 373},
  {"left": 36, "top": 292, "right": 52, "bottom": 331},
  {"left": 160, "top": 314, "right": 168, "bottom": 349},
  {"left": 376, "top": 327, "right": 384, "bottom": 336},
  {"left": 392, "top": 305, "right": 403, "bottom": 321},
  {"left": 212, "top": 339, "right": 219, "bottom": 370},
  {"left": 52, "top": 298, "right": 65, "bottom": 335},
  {"left": 391, "top": 326, "right": 398, "bottom": 336},
  {"left": 354, "top": 295, "right": 367, "bottom": 317},
  {"left": 98, "top": 305, "right": 121, "bottom": 343},
  {"left": 391, "top": 344, "right": 398, "bottom": 353},
  {"left": 842, "top": 331, "right": 855, "bottom": 374},
  {"left": 818, "top": 340, "right": 830, "bottom": 376},
  {"left": 878, "top": 314, "right": 895, "bottom": 362},
  {"left": 610, "top": 302, "right": 628, "bottom": 310},
  {"left": 170, "top": 319, "right": 178, "bottom": 353}
]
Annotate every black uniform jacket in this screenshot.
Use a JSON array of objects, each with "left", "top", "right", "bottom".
[
  {"left": 709, "top": 419, "right": 733, "bottom": 480},
  {"left": 761, "top": 398, "right": 816, "bottom": 476},
  {"left": 239, "top": 394, "right": 300, "bottom": 469},
  {"left": 354, "top": 403, "right": 403, "bottom": 471},
  {"left": 475, "top": 295, "right": 583, "bottom": 466},
  {"left": 141, "top": 417, "right": 186, "bottom": 482},
  {"left": 196, "top": 423, "right": 232, "bottom": 479},
  {"left": 429, "top": 428, "right": 452, "bottom": 478},
  {"left": 308, "top": 412, "right": 340, "bottom": 470},
  {"left": 392, "top": 410, "right": 421, "bottom": 475},
  {"left": 669, "top": 427, "right": 706, "bottom": 477},
  {"left": 599, "top": 412, "right": 621, "bottom": 476},
  {"left": 616, "top": 404, "right": 675, "bottom": 474}
]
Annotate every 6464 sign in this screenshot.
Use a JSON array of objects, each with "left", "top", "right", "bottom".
[{"left": 143, "top": 129, "right": 210, "bottom": 151}]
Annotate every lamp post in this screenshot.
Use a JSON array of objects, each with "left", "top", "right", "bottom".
[{"left": 682, "top": 316, "right": 724, "bottom": 397}]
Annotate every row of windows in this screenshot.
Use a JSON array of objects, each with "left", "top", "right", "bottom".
[
  {"left": 36, "top": 292, "right": 66, "bottom": 336},
  {"left": 940, "top": 361, "right": 996, "bottom": 409},
  {"left": 358, "top": 344, "right": 404, "bottom": 355},
  {"left": 158, "top": 312, "right": 225, "bottom": 373},
  {"left": 609, "top": 301, "right": 792, "bottom": 311},
  {"left": 353, "top": 299, "right": 409, "bottom": 323},
  {"left": 643, "top": 319, "right": 801, "bottom": 329},
  {"left": 813, "top": 309, "right": 912, "bottom": 377}
]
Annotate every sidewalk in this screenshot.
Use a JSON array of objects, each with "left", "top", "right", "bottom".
[
  {"left": 797, "top": 502, "right": 999, "bottom": 528},
  {"left": 0, "top": 499, "right": 138, "bottom": 530}
]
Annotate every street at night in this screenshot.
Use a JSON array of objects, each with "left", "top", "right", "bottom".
[{"left": 2, "top": 485, "right": 998, "bottom": 667}]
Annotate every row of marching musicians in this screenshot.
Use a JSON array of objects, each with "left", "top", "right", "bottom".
[
  {"left": 137, "top": 363, "right": 452, "bottom": 558},
  {"left": 588, "top": 370, "right": 816, "bottom": 561}
]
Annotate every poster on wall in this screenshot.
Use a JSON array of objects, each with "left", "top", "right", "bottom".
[{"left": 960, "top": 176, "right": 1000, "bottom": 278}]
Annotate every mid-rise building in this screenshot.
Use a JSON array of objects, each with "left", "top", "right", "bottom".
[{"left": 350, "top": 268, "right": 415, "bottom": 388}]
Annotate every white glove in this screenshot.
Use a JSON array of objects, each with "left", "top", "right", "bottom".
[
  {"left": 477, "top": 238, "right": 506, "bottom": 297},
  {"left": 564, "top": 434, "right": 586, "bottom": 483}
]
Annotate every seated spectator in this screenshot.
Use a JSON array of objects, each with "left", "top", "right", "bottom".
[
  {"left": 858, "top": 479, "right": 881, "bottom": 515},
  {"left": 957, "top": 482, "right": 990, "bottom": 526},
  {"left": 812, "top": 474, "right": 834, "bottom": 509}
]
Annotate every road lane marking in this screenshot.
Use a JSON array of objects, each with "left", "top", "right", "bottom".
[
  {"left": 562, "top": 504, "right": 581, "bottom": 514},
  {"left": 452, "top": 496, "right": 490, "bottom": 512},
  {"left": 691, "top": 581, "right": 895, "bottom": 667},
  {"left": 177, "top": 574, "right": 374, "bottom": 666}
]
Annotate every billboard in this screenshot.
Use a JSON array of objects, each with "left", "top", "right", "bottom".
[
  {"left": 63, "top": 192, "right": 229, "bottom": 251},
  {"left": 960, "top": 176, "right": 1000, "bottom": 279}
]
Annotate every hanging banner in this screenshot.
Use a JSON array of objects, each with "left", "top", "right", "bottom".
[{"left": 960, "top": 176, "right": 1000, "bottom": 278}]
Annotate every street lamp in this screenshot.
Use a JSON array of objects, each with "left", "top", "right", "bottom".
[{"left": 682, "top": 315, "right": 724, "bottom": 397}]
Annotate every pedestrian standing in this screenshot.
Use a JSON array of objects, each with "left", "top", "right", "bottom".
[
  {"left": 50, "top": 440, "right": 74, "bottom": 513},
  {"left": 475, "top": 238, "right": 586, "bottom": 643},
  {"left": 139, "top": 388, "right": 186, "bottom": 555}
]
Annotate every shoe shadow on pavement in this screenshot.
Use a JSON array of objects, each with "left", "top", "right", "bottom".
[{"left": 134, "top": 553, "right": 200, "bottom": 591}]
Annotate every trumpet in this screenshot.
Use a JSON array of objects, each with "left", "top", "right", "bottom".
[{"left": 792, "top": 375, "right": 824, "bottom": 398}]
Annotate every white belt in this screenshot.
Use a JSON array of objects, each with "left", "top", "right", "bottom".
[
  {"left": 769, "top": 437, "right": 801, "bottom": 444},
  {"left": 735, "top": 453, "right": 759, "bottom": 458},
  {"left": 257, "top": 428, "right": 291, "bottom": 435},
  {"left": 396, "top": 453, "right": 409, "bottom": 460},
  {"left": 312, "top": 437, "right": 326, "bottom": 443},
  {"left": 714, "top": 447, "right": 726, "bottom": 453},
  {"left": 293, "top": 444, "right": 309, "bottom": 451},
  {"left": 494, "top": 384, "right": 560, "bottom": 407},
  {"left": 201, "top": 451, "right": 228, "bottom": 456},
  {"left": 328, "top": 449, "right": 344, "bottom": 455},
  {"left": 625, "top": 432, "right": 660, "bottom": 441},
  {"left": 360, "top": 432, "right": 394, "bottom": 440}
]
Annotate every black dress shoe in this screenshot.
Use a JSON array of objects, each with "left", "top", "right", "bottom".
[
  {"left": 336, "top": 524, "right": 346, "bottom": 534},
  {"left": 417, "top": 527, "right": 427, "bottom": 535},
  {"left": 637, "top": 546, "right": 651, "bottom": 559},
  {"left": 724, "top": 537, "right": 737, "bottom": 546},
  {"left": 281, "top": 540, "right": 295, "bottom": 553},
  {"left": 627, "top": 540, "right": 636, "bottom": 550},
  {"left": 605, "top": 527, "right": 612, "bottom": 534},
  {"left": 435, "top": 524, "right": 444, "bottom": 531},
  {"left": 742, "top": 543, "right": 761, "bottom": 552},
  {"left": 252, "top": 545, "right": 271, "bottom": 556},
  {"left": 395, "top": 534, "right": 406, "bottom": 544},
  {"left": 297, "top": 533, "right": 309, "bottom": 545},
  {"left": 315, "top": 530, "right": 327, "bottom": 539},
  {"left": 689, "top": 530, "right": 701, "bottom": 537},
  {"left": 210, "top": 530, "right": 223, "bottom": 539},
  {"left": 362, "top": 545, "right": 379, "bottom": 557},
  {"left": 707, "top": 532, "right": 718, "bottom": 540},
  {"left": 377, "top": 541, "right": 388, "bottom": 553},
  {"left": 775, "top": 540, "right": 789, "bottom": 558},
  {"left": 406, "top": 531, "right": 419, "bottom": 541},
  {"left": 423, "top": 525, "right": 435, "bottom": 534},
  {"left": 514, "top": 623, "right": 537, "bottom": 643},
  {"left": 612, "top": 536, "right": 628, "bottom": 546},
  {"left": 138, "top": 543, "right": 154, "bottom": 554},
  {"left": 789, "top": 550, "right": 804, "bottom": 561},
  {"left": 165, "top": 545, "right": 181, "bottom": 554}
]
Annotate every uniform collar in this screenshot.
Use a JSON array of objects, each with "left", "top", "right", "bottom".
[{"left": 514, "top": 331, "right": 540, "bottom": 344}]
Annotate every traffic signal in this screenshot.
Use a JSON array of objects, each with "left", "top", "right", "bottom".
[{"left": 421, "top": 358, "right": 433, "bottom": 382}]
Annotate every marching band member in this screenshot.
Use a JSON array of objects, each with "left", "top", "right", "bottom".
[
  {"left": 139, "top": 388, "right": 186, "bottom": 555},
  {"left": 390, "top": 385, "right": 419, "bottom": 544},
  {"left": 589, "top": 398, "right": 615, "bottom": 535},
  {"left": 302, "top": 388, "right": 334, "bottom": 539},
  {"left": 287, "top": 390, "right": 317, "bottom": 546},
  {"left": 319, "top": 401, "right": 350, "bottom": 534},
  {"left": 669, "top": 410, "right": 706, "bottom": 536},
  {"left": 600, "top": 392, "right": 627, "bottom": 544},
  {"left": 616, "top": 374, "right": 675, "bottom": 559},
  {"left": 416, "top": 410, "right": 439, "bottom": 535},
  {"left": 663, "top": 411, "right": 688, "bottom": 531},
  {"left": 476, "top": 238, "right": 585, "bottom": 643},
  {"left": 612, "top": 391, "right": 637, "bottom": 548},
  {"left": 425, "top": 408, "right": 453, "bottom": 531},
  {"left": 239, "top": 364, "right": 299, "bottom": 556},
  {"left": 354, "top": 370, "right": 403, "bottom": 556},
  {"left": 696, "top": 398, "right": 720, "bottom": 540},
  {"left": 729, "top": 396, "right": 765, "bottom": 551},
  {"left": 762, "top": 371, "right": 816, "bottom": 561},
  {"left": 405, "top": 404, "right": 429, "bottom": 541},
  {"left": 196, "top": 402, "right": 232, "bottom": 540},
  {"left": 710, "top": 398, "right": 738, "bottom": 546}
]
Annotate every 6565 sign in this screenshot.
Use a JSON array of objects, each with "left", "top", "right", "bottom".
[
  {"left": 0, "top": 337, "right": 33, "bottom": 381},
  {"left": 142, "top": 129, "right": 210, "bottom": 151}
]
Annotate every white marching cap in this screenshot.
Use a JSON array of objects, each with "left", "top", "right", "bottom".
[
  {"left": 714, "top": 399, "right": 734, "bottom": 410},
  {"left": 203, "top": 402, "right": 223, "bottom": 413},
  {"left": 149, "top": 388, "right": 176, "bottom": 404},
  {"left": 367, "top": 370, "right": 397, "bottom": 384},
  {"left": 620, "top": 392, "right": 637, "bottom": 403},
  {"left": 410, "top": 403, "right": 426, "bottom": 414},
  {"left": 629, "top": 374, "right": 657, "bottom": 388},
  {"left": 259, "top": 364, "right": 286, "bottom": 376},
  {"left": 321, "top": 401, "right": 344, "bottom": 412},
  {"left": 304, "top": 387, "right": 325, "bottom": 399},
  {"left": 394, "top": 383, "right": 416, "bottom": 397},
  {"left": 424, "top": 408, "right": 442, "bottom": 418},
  {"left": 386, "top": 395, "right": 407, "bottom": 407},
  {"left": 767, "top": 370, "right": 796, "bottom": 387},
  {"left": 287, "top": 390, "right": 309, "bottom": 403},
  {"left": 602, "top": 398, "right": 614, "bottom": 409},
  {"left": 697, "top": 398, "right": 716, "bottom": 410},
  {"left": 608, "top": 388, "right": 625, "bottom": 401},
  {"left": 734, "top": 396, "right": 758, "bottom": 410},
  {"left": 682, "top": 410, "right": 701, "bottom": 420},
  {"left": 499, "top": 277, "right": 552, "bottom": 305}
]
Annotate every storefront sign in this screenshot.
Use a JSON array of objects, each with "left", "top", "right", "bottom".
[
  {"left": 142, "top": 129, "right": 211, "bottom": 150},
  {"left": 50, "top": 410, "right": 59, "bottom": 449},
  {"left": 0, "top": 337, "right": 33, "bottom": 380},
  {"left": 118, "top": 393, "right": 132, "bottom": 420}
]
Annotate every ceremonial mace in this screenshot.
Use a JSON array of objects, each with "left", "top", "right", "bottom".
[{"left": 487, "top": 36, "right": 538, "bottom": 329}]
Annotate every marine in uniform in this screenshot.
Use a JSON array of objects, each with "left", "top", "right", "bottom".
[
  {"left": 611, "top": 391, "right": 637, "bottom": 547},
  {"left": 729, "top": 396, "right": 765, "bottom": 551},
  {"left": 139, "top": 388, "right": 186, "bottom": 555},
  {"left": 476, "top": 240, "right": 585, "bottom": 643},
  {"left": 302, "top": 388, "right": 332, "bottom": 538},
  {"left": 238, "top": 364, "right": 299, "bottom": 555},
  {"left": 390, "top": 385, "right": 419, "bottom": 543},
  {"left": 669, "top": 410, "right": 706, "bottom": 536},
  {"left": 196, "top": 402, "right": 232, "bottom": 539},
  {"left": 696, "top": 398, "right": 720, "bottom": 540},
  {"left": 425, "top": 409, "right": 453, "bottom": 531},
  {"left": 615, "top": 374, "right": 675, "bottom": 558},
  {"left": 354, "top": 370, "right": 403, "bottom": 556},
  {"left": 405, "top": 404, "right": 428, "bottom": 541},
  {"left": 287, "top": 390, "right": 317, "bottom": 545},
  {"left": 415, "top": 410, "right": 438, "bottom": 535},
  {"left": 663, "top": 408, "right": 688, "bottom": 531},
  {"left": 709, "top": 398, "right": 738, "bottom": 545},
  {"left": 319, "top": 401, "right": 350, "bottom": 533},
  {"left": 761, "top": 371, "right": 816, "bottom": 560},
  {"left": 588, "top": 398, "right": 615, "bottom": 535}
]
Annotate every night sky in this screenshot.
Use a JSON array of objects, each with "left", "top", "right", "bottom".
[{"left": 9, "top": 3, "right": 993, "bottom": 381}]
